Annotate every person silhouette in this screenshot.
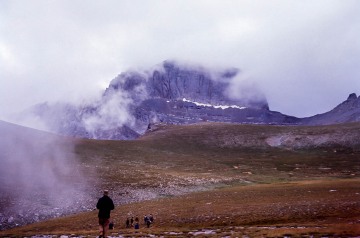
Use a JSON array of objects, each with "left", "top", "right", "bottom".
[{"left": 96, "top": 190, "right": 115, "bottom": 238}]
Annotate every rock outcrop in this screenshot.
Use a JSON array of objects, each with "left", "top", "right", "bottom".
[
  {"left": 302, "top": 93, "right": 360, "bottom": 125},
  {"left": 107, "top": 61, "right": 269, "bottom": 109},
  {"left": 103, "top": 61, "right": 300, "bottom": 138},
  {"left": 24, "top": 61, "right": 300, "bottom": 140},
  {"left": 19, "top": 61, "right": 360, "bottom": 140}
]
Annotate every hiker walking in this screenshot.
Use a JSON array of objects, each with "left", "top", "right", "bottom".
[
  {"left": 134, "top": 216, "right": 140, "bottom": 229},
  {"left": 144, "top": 215, "right": 148, "bottom": 225},
  {"left": 96, "top": 190, "right": 115, "bottom": 238},
  {"left": 126, "top": 217, "right": 130, "bottom": 228},
  {"left": 146, "top": 216, "right": 151, "bottom": 228}
]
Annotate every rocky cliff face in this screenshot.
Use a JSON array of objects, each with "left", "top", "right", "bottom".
[
  {"left": 107, "top": 61, "right": 269, "bottom": 109},
  {"left": 20, "top": 62, "right": 360, "bottom": 140},
  {"left": 100, "top": 61, "right": 298, "bottom": 138},
  {"left": 24, "top": 61, "right": 299, "bottom": 140}
]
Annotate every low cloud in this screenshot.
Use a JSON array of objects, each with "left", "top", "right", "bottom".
[
  {"left": 227, "top": 74, "right": 268, "bottom": 109},
  {"left": 82, "top": 91, "right": 134, "bottom": 135},
  {"left": 1, "top": 0, "right": 359, "bottom": 118},
  {"left": 0, "top": 121, "right": 92, "bottom": 229}
]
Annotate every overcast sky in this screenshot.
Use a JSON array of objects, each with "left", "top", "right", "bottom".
[{"left": 1, "top": 0, "right": 360, "bottom": 119}]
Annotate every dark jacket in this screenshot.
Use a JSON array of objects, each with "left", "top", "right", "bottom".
[{"left": 96, "top": 195, "right": 115, "bottom": 218}]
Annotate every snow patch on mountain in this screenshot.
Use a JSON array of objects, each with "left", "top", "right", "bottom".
[{"left": 181, "top": 98, "right": 247, "bottom": 110}]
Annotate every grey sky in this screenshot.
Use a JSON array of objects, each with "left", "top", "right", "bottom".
[{"left": 1, "top": 0, "right": 359, "bottom": 118}]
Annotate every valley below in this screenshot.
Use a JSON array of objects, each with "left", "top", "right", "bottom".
[{"left": 0, "top": 121, "right": 359, "bottom": 237}]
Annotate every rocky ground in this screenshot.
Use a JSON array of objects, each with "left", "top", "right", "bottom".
[
  {"left": 0, "top": 190, "right": 94, "bottom": 230},
  {"left": 12, "top": 225, "right": 354, "bottom": 238},
  {"left": 0, "top": 172, "right": 245, "bottom": 231},
  {"left": 1, "top": 179, "right": 359, "bottom": 237},
  {"left": 1, "top": 121, "right": 360, "bottom": 236}
]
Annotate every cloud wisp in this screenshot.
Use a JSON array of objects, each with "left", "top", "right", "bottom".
[
  {"left": 0, "top": 121, "right": 93, "bottom": 229},
  {"left": 0, "top": 0, "right": 359, "bottom": 119}
]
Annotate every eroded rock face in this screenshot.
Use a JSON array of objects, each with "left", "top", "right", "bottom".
[
  {"left": 107, "top": 61, "right": 268, "bottom": 109},
  {"left": 99, "top": 61, "right": 299, "bottom": 138},
  {"left": 23, "top": 62, "right": 360, "bottom": 140},
  {"left": 25, "top": 61, "right": 301, "bottom": 140}
]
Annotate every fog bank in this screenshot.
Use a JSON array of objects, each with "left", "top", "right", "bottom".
[{"left": 0, "top": 121, "right": 93, "bottom": 230}]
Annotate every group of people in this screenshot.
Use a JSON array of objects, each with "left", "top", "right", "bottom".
[
  {"left": 125, "top": 214, "right": 154, "bottom": 229},
  {"left": 96, "top": 190, "right": 155, "bottom": 237}
]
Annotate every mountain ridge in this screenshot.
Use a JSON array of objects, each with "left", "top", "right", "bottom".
[
  {"left": 12, "top": 61, "right": 360, "bottom": 140},
  {"left": 302, "top": 92, "right": 360, "bottom": 125}
]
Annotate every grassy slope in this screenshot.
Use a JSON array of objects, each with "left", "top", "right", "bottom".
[
  {"left": 2, "top": 179, "right": 359, "bottom": 237},
  {"left": 1, "top": 122, "right": 360, "bottom": 236},
  {"left": 75, "top": 122, "right": 360, "bottom": 189}
]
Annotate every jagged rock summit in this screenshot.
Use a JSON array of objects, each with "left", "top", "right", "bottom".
[
  {"left": 347, "top": 93, "right": 358, "bottom": 101},
  {"left": 20, "top": 61, "right": 360, "bottom": 140},
  {"left": 101, "top": 61, "right": 298, "bottom": 137},
  {"left": 23, "top": 61, "right": 298, "bottom": 139},
  {"left": 106, "top": 61, "right": 269, "bottom": 109}
]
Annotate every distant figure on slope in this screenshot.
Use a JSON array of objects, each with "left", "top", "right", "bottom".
[
  {"left": 126, "top": 217, "right": 130, "bottom": 228},
  {"left": 96, "top": 190, "right": 115, "bottom": 238},
  {"left": 149, "top": 214, "right": 154, "bottom": 223},
  {"left": 146, "top": 216, "right": 151, "bottom": 228},
  {"left": 134, "top": 216, "right": 140, "bottom": 229},
  {"left": 109, "top": 221, "right": 114, "bottom": 230},
  {"left": 144, "top": 215, "right": 148, "bottom": 225}
]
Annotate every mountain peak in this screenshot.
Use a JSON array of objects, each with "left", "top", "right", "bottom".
[
  {"left": 21, "top": 62, "right": 360, "bottom": 140},
  {"left": 347, "top": 93, "right": 357, "bottom": 101},
  {"left": 108, "top": 61, "right": 268, "bottom": 109}
]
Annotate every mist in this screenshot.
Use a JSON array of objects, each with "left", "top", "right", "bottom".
[
  {"left": 0, "top": 121, "right": 93, "bottom": 230},
  {"left": 1, "top": 0, "right": 360, "bottom": 119},
  {"left": 82, "top": 89, "right": 137, "bottom": 138}
]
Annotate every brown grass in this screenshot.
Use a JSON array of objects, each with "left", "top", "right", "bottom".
[
  {"left": 74, "top": 123, "right": 360, "bottom": 189},
  {"left": 1, "top": 179, "right": 359, "bottom": 237},
  {"left": 1, "top": 122, "right": 360, "bottom": 236}
]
